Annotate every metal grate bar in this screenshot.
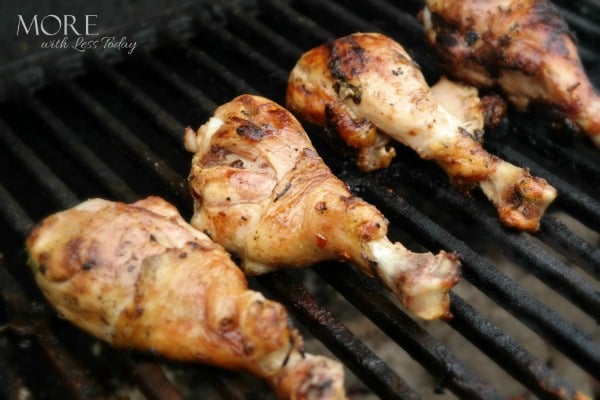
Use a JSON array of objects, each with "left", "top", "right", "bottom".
[
  {"left": 188, "top": 365, "right": 249, "bottom": 400},
  {"left": 35, "top": 330, "right": 105, "bottom": 400},
  {"left": 228, "top": 8, "right": 305, "bottom": 66},
  {"left": 546, "top": 7, "right": 597, "bottom": 64},
  {"left": 83, "top": 53, "right": 185, "bottom": 143},
  {"left": 314, "top": 263, "right": 503, "bottom": 400},
  {"left": 18, "top": 90, "right": 138, "bottom": 203},
  {"left": 194, "top": 14, "right": 290, "bottom": 87},
  {"left": 556, "top": 4, "right": 600, "bottom": 39},
  {"left": 127, "top": 359, "right": 184, "bottom": 400},
  {"left": 502, "top": 117, "right": 600, "bottom": 187},
  {"left": 447, "top": 294, "right": 584, "bottom": 400},
  {"left": 553, "top": 0, "right": 600, "bottom": 22},
  {"left": 0, "top": 333, "right": 28, "bottom": 400},
  {"left": 0, "top": 118, "right": 79, "bottom": 209},
  {"left": 262, "top": 0, "right": 334, "bottom": 44},
  {"left": 357, "top": 177, "right": 600, "bottom": 380},
  {"left": 497, "top": 229, "right": 599, "bottom": 319},
  {"left": 358, "top": 0, "right": 425, "bottom": 35},
  {"left": 58, "top": 78, "right": 188, "bottom": 201},
  {"left": 165, "top": 30, "right": 257, "bottom": 95},
  {"left": 296, "top": 0, "right": 376, "bottom": 33},
  {"left": 0, "top": 184, "right": 36, "bottom": 237},
  {"left": 258, "top": 271, "right": 422, "bottom": 400},
  {"left": 135, "top": 48, "right": 218, "bottom": 114},
  {"left": 392, "top": 0, "right": 429, "bottom": 10},
  {"left": 538, "top": 216, "right": 600, "bottom": 280}
]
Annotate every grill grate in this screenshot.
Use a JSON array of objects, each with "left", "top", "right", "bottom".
[{"left": 1, "top": 1, "right": 599, "bottom": 399}]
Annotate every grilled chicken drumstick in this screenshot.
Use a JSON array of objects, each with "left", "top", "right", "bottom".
[
  {"left": 286, "top": 32, "right": 557, "bottom": 232},
  {"left": 184, "top": 94, "right": 460, "bottom": 320},
  {"left": 421, "top": 0, "right": 600, "bottom": 148},
  {"left": 26, "top": 196, "right": 346, "bottom": 400}
]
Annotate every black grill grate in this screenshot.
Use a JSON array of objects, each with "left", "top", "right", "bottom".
[{"left": 1, "top": 1, "right": 599, "bottom": 399}]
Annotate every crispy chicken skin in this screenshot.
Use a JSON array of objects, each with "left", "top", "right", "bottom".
[
  {"left": 422, "top": 0, "right": 600, "bottom": 148},
  {"left": 185, "top": 94, "right": 460, "bottom": 320},
  {"left": 25, "top": 196, "right": 345, "bottom": 400},
  {"left": 286, "top": 32, "right": 556, "bottom": 232}
]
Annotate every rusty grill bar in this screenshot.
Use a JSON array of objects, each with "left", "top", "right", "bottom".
[{"left": 1, "top": 1, "right": 599, "bottom": 399}]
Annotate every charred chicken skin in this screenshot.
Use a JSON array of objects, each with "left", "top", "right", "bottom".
[
  {"left": 286, "top": 32, "right": 557, "bottom": 232},
  {"left": 422, "top": 0, "right": 600, "bottom": 148},
  {"left": 185, "top": 94, "right": 460, "bottom": 320},
  {"left": 26, "top": 196, "right": 346, "bottom": 400}
]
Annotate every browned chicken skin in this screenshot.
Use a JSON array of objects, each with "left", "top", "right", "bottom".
[
  {"left": 422, "top": 0, "right": 600, "bottom": 148},
  {"left": 185, "top": 94, "right": 460, "bottom": 320},
  {"left": 286, "top": 32, "right": 557, "bottom": 232},
  {"left": 25, "top": 196, "right": 346, "bottom": 400}
]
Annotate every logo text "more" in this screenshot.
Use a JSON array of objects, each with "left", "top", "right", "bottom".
[{"left": 17, "top": 15, "right": 99, "bottom": 36}]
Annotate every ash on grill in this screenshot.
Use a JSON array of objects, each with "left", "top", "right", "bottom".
[{"left": 0, "top": 1, "right": 599, "bottom": 399}]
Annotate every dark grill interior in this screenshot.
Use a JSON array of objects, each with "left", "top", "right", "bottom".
[{"left": 1, "top": 1, "right": 599, "bottom": 399}]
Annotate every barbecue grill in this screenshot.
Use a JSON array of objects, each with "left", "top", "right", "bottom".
[{"left": 1, "top": 0, "right": 599, "bottom": 399}]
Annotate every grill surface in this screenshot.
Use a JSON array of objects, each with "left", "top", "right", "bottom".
[{"left": 0, "top": 1, "right": 599, "bottom": 399}]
